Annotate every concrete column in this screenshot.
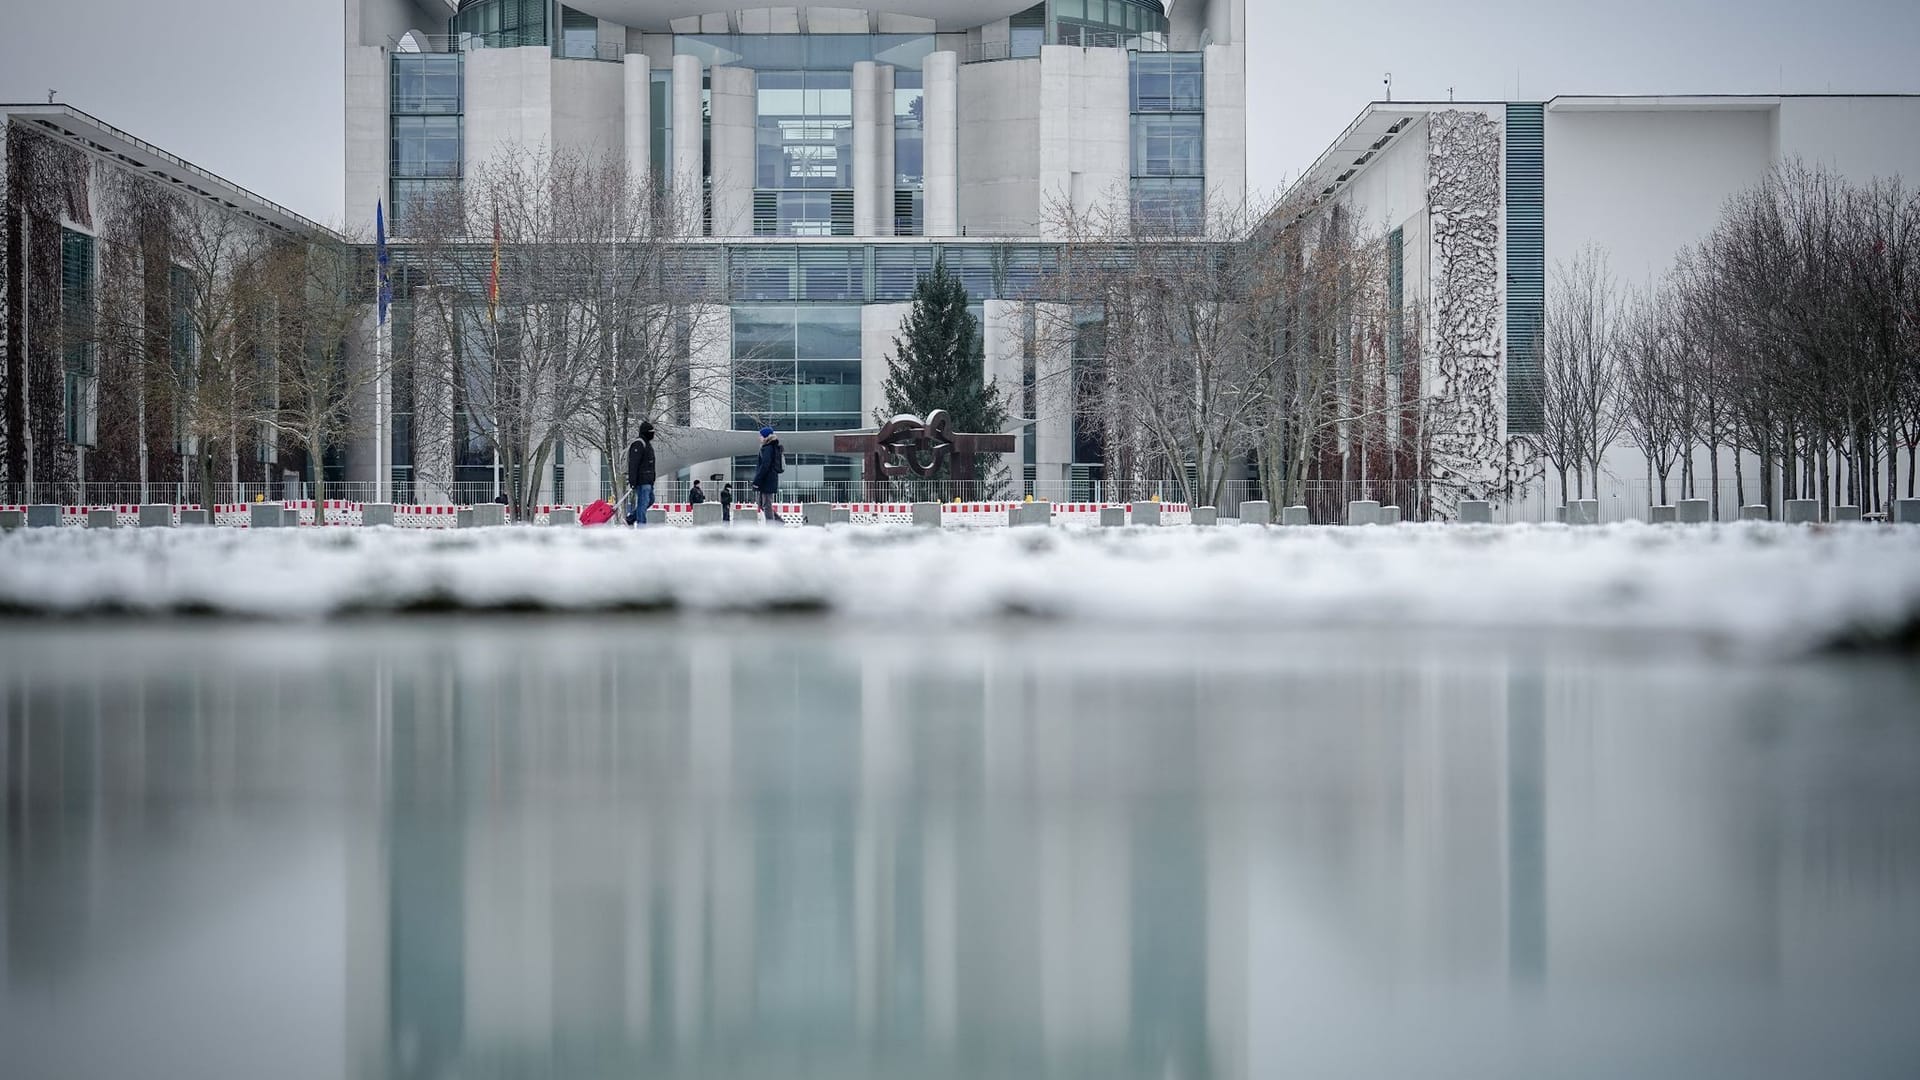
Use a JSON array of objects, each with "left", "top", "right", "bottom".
[
  {"left": 1033, "top": 302, "right": 1074, "bottom": 497},
  {"left": 1203, "top": 44, "right": 1248, "bottom": 224},
  {"left": 708, "top": 64, "right": 756, "bottom": 237},
  {"left": 345, "top": 46, "right": 390, "bottom": 240},
  {"left": 876, "top": 65, "right": 896, "bottom": 234},
  {"left": 1458, "top": 500, "right": 1492, "bottom": 523},
  {"left": 923, "top": 51, "right": 959, "bottom": 236},
  {"left": 622, "top": 54, "right": 653, "bottom": 186},
  {"left": 671, "top": 54, "right": 705, "bottom": 218},
  {"left": 981, "top": 301, "right": 1028, "bottom": 481},
  {"left": 1038, "top": 46, "right": 1130, "bottom": 236},
  {"left": 1237, "top": 500, "right": 1271, "bottom": 525},
  {"left": 853, "top": 62, "right": 883, "bottom": 236},
  {"left": 463, "top": 47, "right": 554, "bottom": 182}
]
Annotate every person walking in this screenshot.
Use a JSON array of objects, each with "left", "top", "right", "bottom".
[
  {"left": 689, "top": 480, "right": 706, "bottom": 505},
  {"left": 720, "top": 482, "right": 733, "bottom": 523},
  {"left": 753, "top": 426, "right": 785, "bottom": 524},
  {"left": 625, "top": 421, "right": 656, "bottom": 527}
]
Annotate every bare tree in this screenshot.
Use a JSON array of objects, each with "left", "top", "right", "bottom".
[
  {"left": 1617, "top": 288, "right": 1685, "bottom": 504},
  {"left": 1540, "top": 246, "right": 1625, "bottom": 501},
  {"left": 166, "top": 200, "right": 273, "bottom": 503}
]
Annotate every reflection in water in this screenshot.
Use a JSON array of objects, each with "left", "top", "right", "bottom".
[{"left": 2, "top": 623, "right": 1918, "bottom": 1079}]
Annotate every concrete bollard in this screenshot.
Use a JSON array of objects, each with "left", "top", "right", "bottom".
[
  {"left": 692, "top": 503, "right": 724, "bottom": 526},
  {"left": 645, "top": 507, "right": 669, "bottom": 525},
  {"left": 1554, "top": 506, "right": 1568, "bottom": 524},
  {"left": 28, "top": 505, "right": 61, "bottom": 528},
  {"left": 284, "top": 508, "right": 303, "bottom": 527},
  {"left": 1347, "top": 500, "right": 1379, "bottom": 526},
  {"left": 1192, "top": 507, "right": 1218, "bottom": 526},
  {"left": 1378, "top": 506, "right": 1402, "bottom": 525},
  {"left": 1131, "top": 502, "right": 1162, "bottom": 526},
  {"left": 912, "top": 502, "right": 943, "bottom": 527},
  {"left": 1016, "top": 502, "right": 1051, "bottom": 526},
  {"left": 1677, "top": 499, "right": 1710, "bottom": 524},
  {"left": 1783, "top": 499, "right": 1820, "bottom": 524},
  {"left": 802, "top": 502, "right": 832, "bottom": 527},
  {"left": 456, "top": 508, "right": 475, "bottom": 529},
  {"left": 830, "top": 507, "right": 852, "bottom": 524},
  {"left": 0, "top": 509, "right": 22, "bottom": 531},
  {"left": 178, "top": 509, "right": 209, "bottom": 526},
  {"left": 1649, "top": 505, "right": 1677, "bottom": 524},
  {"left": 735, "top": 507, "right": 763, "bottom": 525},
  {"left": 1831, "top": 505, "right": 1862, "bottom": 523},
  {"left": 362, "top": 503, "right": 395, "bottom": 527},
  {"left": 138, "top": 504, "right": 173, "bottom": 528},
  {"left": 1457, "top": 500, "right": 1493, "bottom": 524},
  {"left": 1238, "top": 500, "right": 1272, "bottom": 525},
  {"left": 86, "top": 508, "right": 118, "bottom": 529},
  {"left": 1568, "top": 500, "right": 1600, "bottom": 526},
  {"left": 1281, "top": 505, "right": 1311, "bottom": 526},
  {"left": 471, "top": 504, "right": 507, "bottom": 528},
  {"left": 251, "top": 502, "right": 285, "bottom": 529},
  {"left": 547, "top": 507, "right": 579, "bottom": 526},
  {"left": 1896, "top": 499, "right": 1920, "bottom": 524},
  {"left": 1099, "top": 507, "right": 1126, "bottom": 527},
  {"left": 1740, "top": 504, "right": 1770, "bottom": 521}
]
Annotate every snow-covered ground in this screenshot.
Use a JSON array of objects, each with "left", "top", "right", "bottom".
[{"left": 2, "top": 522, "right": 1918, "bottom": 655}]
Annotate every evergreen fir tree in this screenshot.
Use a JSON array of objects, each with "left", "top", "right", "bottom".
[{"left": 878, "top": 260, "right": 1010, "bottom": 496}]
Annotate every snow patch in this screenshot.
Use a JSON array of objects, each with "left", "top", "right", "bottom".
[{"left": 2, "top": 523, "right": 1918, "bottom": 655}]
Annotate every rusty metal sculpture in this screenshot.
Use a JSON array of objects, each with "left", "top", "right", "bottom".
[{"left": 834, "top": 410, "right": 1016, "bottom": 500}]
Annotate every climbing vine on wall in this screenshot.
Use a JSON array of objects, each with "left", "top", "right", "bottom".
[{"left": 1424, "top": 110, "right": 1529, "bottom": 518}]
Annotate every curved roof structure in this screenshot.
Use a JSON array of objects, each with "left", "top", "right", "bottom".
[{"left": 552, "top": 3, "right": 1041, "bottom": 32}]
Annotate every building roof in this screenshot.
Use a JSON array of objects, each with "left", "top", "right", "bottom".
[
  {"left": 1279, "top": 92, "right": 1920, "bottom": 222},
  {"left": 560, "top": 2, "right": 1041, "bottom": 32},
  {"left": 1, "top": 103, "right": 335, "bottom": 240}
]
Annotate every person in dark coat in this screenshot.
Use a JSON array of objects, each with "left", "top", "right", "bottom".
[
  {"left": 720, "top": 482, "right": 733, "bottom": 523},
  {"left": 752, "top": 426, "right": 784, "bottom": 524},
  {"left": 689, "top": 480, "right": 706, "bottom": 505},
  {"left": 625, "top": 421, "right": 656, "bottom": 527}
]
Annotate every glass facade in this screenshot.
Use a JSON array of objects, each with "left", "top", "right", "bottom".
[
  {"left": 1054, "top": 0, "right": 1168, "bottom": 45},
  {"left": 894, "top": 71, "right": 924, "bottom": 235},
  {"left": 1130, "top": 53, "right": 1204, "bottom": 233},
  {"left": 61, "top": 228, "right": 97, "bottom": 447},
  {"left": 391, "top": 54, "right": 465, "bottom": 235},
  {"left": 731, "top": 306, "right": 864, "bottom": 432},
  {"left": 678, "top": 35, "right": 935, "bottom": 72},
  {"left": 755, "top": 70, "right": 854, "bottom": 236},
  {"left": 452, "top": 0, "right": 549, "bottom": 49},
  {"left": 560, "top": 6, "right": 598, "bottom": 59}
]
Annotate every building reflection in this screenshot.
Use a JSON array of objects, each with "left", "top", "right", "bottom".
[{"left": 3, "top": 627, "right": 1917, "bottom": 1079}]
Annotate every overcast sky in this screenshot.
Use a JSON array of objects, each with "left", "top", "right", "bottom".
[{"left": 3, "top": 0, "right": 1917, "bottom": 225}]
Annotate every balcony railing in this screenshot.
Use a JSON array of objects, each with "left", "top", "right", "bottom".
[
  {"left": 390, "top": 34, "right": 627, "bottom": 63},
  {"left": 963, "top": 30, "right": 1211, "bottom": 64}
]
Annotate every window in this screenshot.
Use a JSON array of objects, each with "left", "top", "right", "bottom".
[
  {"left": 1132, "top": 53, "right": 1204, "bottom": 113},
  {"left": 732, "top": 307, "right": 864, "bottom": 433},
  {"left": 391, "top": 54, "right": 462, "bottom": 114},
  {"left": 452, "top": 0, "right": 549, "bottom": 49},
  {"left": 560, "top": 6, "right": 599, "bottom": 59},
  {"left": 1057, "top": 0, "right": 1168, "bottom": 47},
  {"left": 392, "top": 115, "right": 462, "bottom": 178},
  {"left": 391, "top": 179, "right": 459, "bottom": 231},
  {"left": 61, "top": 228, "right": 97, "bottom": 447},
  {"left": 1387, "top": 228, "right": 1405, "bottom": 374},
  {"left": 1010, "top": 3, "right": 1045, "bottom": 58},
  {"left": 1131, "top": 178, "right": 1204, "bottom": 233},
  {"left": 1132, "top": 115, "right": 1203, "bottom": 177}
]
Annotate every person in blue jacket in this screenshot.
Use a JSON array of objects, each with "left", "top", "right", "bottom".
[{"left": 752, "top": 426, "right": 784, "bottom": 524}]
